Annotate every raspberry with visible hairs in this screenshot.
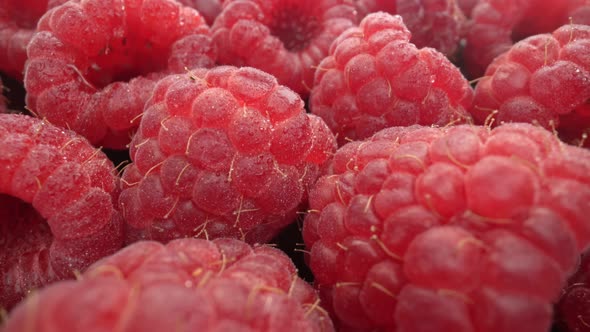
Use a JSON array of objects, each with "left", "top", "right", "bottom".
[
  {"left": 211, "top": 0, "right": 357, "bottom": 97},
  {"left": 24, "top": 0, "right": 217, "bottom": 149},
  {"left": 354, "top": 0, "right": 467, "bottom": 57},
  {"left": 2, "top": 238, "right": 335, "bottom": 332},
  {"left": 463, "top": 0, "right": 590, "bottom": 78},
  {"left": 119, "top": 66, "right": 336, "bottom": 245},
  {"left": 470, "top": 24, "right": 590, "bottom": 143},
  {"left": 310, "top": 13, "right": 473, "bottom": 145},
  {"left": 0, "top": 113, "right": 123, "bottom": 311},
  {"left": 303, "top": 122, "right": 590, "bottom": 331}
]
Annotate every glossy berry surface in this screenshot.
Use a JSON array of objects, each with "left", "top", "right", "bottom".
[
  {"left": 2, "top": 238, "right": 334, "bottom": 332},
  {"left": 304, "top": 123, "right": 590, "bottom": 331},
  {"left": 120, "top": 66, "right": 336, "bottom": 244}
]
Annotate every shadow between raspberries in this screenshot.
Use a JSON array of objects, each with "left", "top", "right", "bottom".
[
  {"left": 271, "top": 214, "right": 314, "bottom": 283},
  {"left": 0, "top": 72, "right": 26, "bottom": 114}
]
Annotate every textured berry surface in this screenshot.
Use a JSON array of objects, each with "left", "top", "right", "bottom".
[
  {"left": 555, "top": 252, "right": 590, "bottom": 332},
  {"left": 0, "top": 113, "right": 123, "bottom": 311},
  {"left": 463, "top": 0, "right": 590, "bottom": 78},
  {"left": 0, "top": 0, "right": 65, "bottom": 80},
  {"left": 24, "top": 0, "right": 217, "bottom": 149},
  {"left": 354, "top": 0, "right": 467, "bottom": 57},
  {"left": 310, "top": 13, "right": 473, "bottom": 145},
  {"left": 175, "top": 0, "right": 223, "bottom": 25},
  {"left": 211, "top": 0, "right": 357, "bottom": 97},
  {"left": 471, "top": 24, "right": 590, "bottom": 143},
  {"left": 303, "top": 123, "right": 590, "bottom": 331},
  {"left": 2, "top": 238, "right": 334, "bottom": 332},
  {"left": 119, "top": 66, "right": 336, "bottom": 244}
]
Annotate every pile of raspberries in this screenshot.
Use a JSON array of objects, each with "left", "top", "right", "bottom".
[{"left": 1, "top": 0, "right": 590, "bottom": 331}]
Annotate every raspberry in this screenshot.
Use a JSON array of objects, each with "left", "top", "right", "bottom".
[
  {"left": 303, "top": 123, "right": 590, "bottom": 331},
  {"left": 555, "top": 251, "right": 590, "bottom": 332},
  {"left": 0, "top": 113, "right": 123, "bottom": 311},
  {"left": 463, "top": 0, "right": 590, "bottom": 78},
  {"left": 457, "top": 0, "right": 478, "bottom": 16},
  {"left": 211, "top": 0, "right": 357, "bottom": 97},
  {"left": 470, "top": 24, "right": 590, "bottom": 141},
  {"left": 354, "top": 0, "right": 467, "bottom": 57},
  {"left": 24, "top": 0, "right": 217, "bottom": 149},
  {"left": 175, "top": 0, "right": 223, "bottom": 26},
  {"left": 0, "top": 0, "right": 66, "bottom": 80},
  {"left": 310, "top": 13, "right": 473, "bottom": 146},
  {"left": 119, "top": 66, "right": 336, "bottom": 245},
  {"left": 2, "top": 238, "right": 335, "bottom": 331}
]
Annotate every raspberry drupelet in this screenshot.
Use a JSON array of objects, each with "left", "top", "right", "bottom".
[
  {"left": 470, "top": 24, "right": 590, "bottom": 144},
  {"left": 119, "top": 66, "right": 336, "bottom": 245},
  {"left": 354, "top": 0, "right": 467, "bottom": 57},
  {"left": 211, "top": 0, "right": 357, "bottom": 98},
  {"left": 303, "top": 122, "right": 590, "bottom": 331},
  {"left": 24, "top": 0, "right": 217, "bottom": 149},
  {"left": 2, "top": 238, "right": 335, "bottom": 332},
  {"left": 310, "top": 13, "right": 473, "bottom": 146},
  {"left": 175, "top": 0, "right": 224, "bottom": 26},
  {"left": 0, "top": 0, "right": 66, "bottom": 80},
  {"left": 0, "top": 113, "right": 124, "bottom": 311},
  {"left": 463, "top": 0, "right": 590, "bottom": 78}
]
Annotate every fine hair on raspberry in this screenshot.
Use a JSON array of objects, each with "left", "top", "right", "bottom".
[
  {"left": 2, "top": 238, "right": 335, "bottom": 332},
  {"left": 24, "top": 0, "right": 217, "bottom": 149},
  {"left": 119, "top": 66, "right": 336, "bottom": 245},
  {"left": 0, "top": 113, "right": 124, "bottom": 311},
  {"left": 211, "top": 0, "right": 358, "bottom": 97},
  {"left": 303, "top": 122, "right": 590, "bottom": 331}
]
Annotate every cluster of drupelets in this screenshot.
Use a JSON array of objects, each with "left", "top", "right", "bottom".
[{"left": 1, "top": 0, "right": 590, "bottom": 331}]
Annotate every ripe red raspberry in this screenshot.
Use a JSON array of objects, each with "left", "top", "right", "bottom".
[
  {"left": 470, "top": 24, "right": 590, "bottom": 142},
  {"left": 463, "top": 0, "right": 590, "bottom": 78},
  {"left": 211, "top": 0, "right": 357, "bottom": 98},
  {"left": 24, "top": 0, "right": 217, "bottom": 149},
  {"left": 0, "top": 113, "right": 123, "bottom": 311},
  {"left": 354, "top": 0, "right": 467, "bottom": 57},
  {"left": 0, "top": 0, "right": 66, "bottom": 80},
  {"left": 119, "top": 66, "right": 336, "bottom": 245},
  {"left": 2, "top": 238, "right": 335, "bottom": 332},
  {"left": 175, "top": 0, "right": 223, "bottom": 25},
  {"left": 555, "top": 251, "right": 590, "bottom": 332},
  {"left": 303, "top": 123, "right": 590, "bottom": 331},
  {"left": 310, "top": 13, "right": 473, "bottom": 146}
]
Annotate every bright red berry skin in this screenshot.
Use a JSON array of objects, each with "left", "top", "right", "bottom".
[
  {"left": 175, "top": 0, "right": 223, "bottom": 25},
  {"left": 24, "top": 0, "right": 217, "bottom": 149},
  {"left": 211, "top": 0, "right": 357, "bottom": 98},
  {"left": 119, "top": 66, "right": 336, "bottom": 245},
  {"left": 463, "top": 0, "right": 590, "bottom": 78},
  {"left": 2, "top": 238, "right": 335, "bottom": 332},
  {"left": 310, "top": 13, "right": 473, "bottom": 146},
  {"left": 470, "top": 24, "right": 590, "bottom": 142},
  {"left": 303, "top": 123, "right": 590, "bottom": 331},
  {"left": 354, "top": 0, "right": 467, "bottom": 57},
  {"left": 0, "top": 113, "right": 124, "bottom": 311}
]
